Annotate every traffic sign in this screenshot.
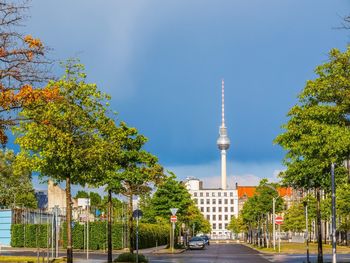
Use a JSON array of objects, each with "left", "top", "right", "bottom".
[
  {"left": 170, "top": 208, "right": 178, "bottom": 215},
  {"left": 133, "top": 209, "right": 143, "bottom": 219},
  {"left": 170, "top": 215, "right": 177, "bottom": 222},
  {"left": 275, "top": 216, "right": 283, "bottom": 225}
]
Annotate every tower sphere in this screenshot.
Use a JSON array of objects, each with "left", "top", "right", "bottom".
[{"left": 217, "top": 126, "right": 230, "bottom": 150}]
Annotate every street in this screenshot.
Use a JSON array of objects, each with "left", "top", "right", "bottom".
[
  {"left": 148, "top": 244, "right": 270, "bottom": 263},
  {"left": 3, "top": 243, "right": 350, "bottom": 263}
]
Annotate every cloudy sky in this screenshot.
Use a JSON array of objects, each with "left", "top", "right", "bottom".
[{"left": 25, "top": 0, "right": 349, "bottom": 191}]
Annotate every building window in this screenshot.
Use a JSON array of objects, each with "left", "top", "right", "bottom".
[
  {"left": 219, "top": 223, "right": 222, "bottom": 229},
  {"left": 193, "top": 198, "right": 198, "bottom": 204},
  {"left": 230, "top": 207, "right": 234, "bottom": 212},
  {"left": 213, "top": 223, "right": 216, "bottom": 229},
  {"left": 224, "top": 207, "right": 228, "bottom": 212},
  {"left": 213, "top": 215, "right": 216, "bottom": 220},
  {"left": 206, "top": 199, "right": 210, "bottom": 205},
  {"left": 218, "top": 199, "right": 222, "bottom": 205},
  {"left": 200, "top": 207, "right": 204, "bottom": 212},
  {"left": 230, "top": 192, "right": 233, "bottom": 197},
  {"left": 212, "top": 199, "right": 216, "bottom": 204},
  {"left": 200, "top": 199, "right": 204, "bottom": 205},
  {"left": 200, "top": 192, "right": 203, "bottom": 197},
  {"left": 206, "top": 215, "right": 210, "bottom": 220},
  {"left": 225, "top": 223, "right": 228, "bottom": 229},
  {"left": 219, "top": 207, "right": 222, "bottom": 212},
  {"left": 230, "top": 199, "right": 234, "bottom": 204},
  {"left": 224, "top": 192, "right": 227, "bottom": 197},
  {"left": 224, "top": 199, "right": 228, "bottom": 204},
  {"left": 218, "top": 192, "right": 221, "bottom": 197},
  {"left": 206, "top": 207, "right": 210, "bottom": 212},
  {"left": 225, "top": 215, "right": 228, "bottom": 220},
  {"left": 194, "top": 192, "right": 197, "bottom": 197},
  {"left": 212, "top": 207, "right": 216, "bottom": 212},
  {"left": 206, "top": 192, "right": 209, "bottom": 197},
  {"left": 218, "top": 215, "right": 222, "bottom": 220},
  {"left": 212, "top": 192, "right": 216, "bottom": 197}
]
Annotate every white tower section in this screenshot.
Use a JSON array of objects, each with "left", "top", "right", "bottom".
[{"left": 216, "top": 79, "right": 230, "bottom": 190}]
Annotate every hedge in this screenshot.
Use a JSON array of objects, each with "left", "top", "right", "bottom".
[
  {"left": 11, "top": 222, "right": 169, "bottom": 250},
  {"left": 11, "top": 224, "right": 49, "bottom": 248}
]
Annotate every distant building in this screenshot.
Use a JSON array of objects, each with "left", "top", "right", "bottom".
[
  {"left": 35, "top": 190, "right": 48, "bottom": 210},
  {"left": 185, "top": 178, "right": 238, "bottom": 239},
  {"left": 47, "top": 180, "right": 78, "bottom": 212}
]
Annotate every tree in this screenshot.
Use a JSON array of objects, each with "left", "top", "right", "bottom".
[
  {"left": 141, "top": 173, "right": 211, "bottom": 236},
  {"left": 94, "top": 120, "right": 149, "bottom": 261},
  {"left": 0, "top": 149, "right": 37, "bottom": 208},
  {"left": 15, "top": 63, "right": 111, "bottom": 263},
  {"left": 0, "top": 0, "right": 57, "bottom": 145},
  {"left": 75, "top": 190, "right": 89, "bottom": 199},
  {"left": 284, "top": 203, "right": 305, "bottom": 232},
  {"left": 228, "top": 215, "right": 244, "bottom": 237},
  {"left": 112, "top": 128, "right": 164, "bottom": 254},
  {"left": 141, "top": 173, "right": 193, "bottom": 223},
  {"left": 275, "top": 47, "right": 350, "bottom": 262}
]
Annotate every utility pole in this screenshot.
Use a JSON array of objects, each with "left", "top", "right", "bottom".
[
  {"left": 305, "top": 200, "right": 310, "bottom": 263},
  {"left": 331, "top": 163, "right": 336, "bottom": 263},
  {"left": 273, "top": 197, "right": 276, "bottom": 251}
]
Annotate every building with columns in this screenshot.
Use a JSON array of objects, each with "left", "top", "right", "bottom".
[{"left": 185, "top": 79, "right": 238, "bottom": 239}]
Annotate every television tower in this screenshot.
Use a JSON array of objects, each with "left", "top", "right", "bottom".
[{"left": 216, "top": 79, "right": 230, "bottom": 190}]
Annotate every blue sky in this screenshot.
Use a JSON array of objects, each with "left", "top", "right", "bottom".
[{"left": 23, "top": 0, "right": 349, "bottom": 191}]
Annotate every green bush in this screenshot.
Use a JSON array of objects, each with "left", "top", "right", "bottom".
[
  {"left": 114, "top": 253, "right": 148, "bottom": 263},
  {"left": 138, "top": 223, "right": 169, "bottom": 249},
  {"left": 11, "top": 221, "right": 168, "bottom": 250},
  {"left": 11, "top": 224, "right": 49, "bottom": 248}
]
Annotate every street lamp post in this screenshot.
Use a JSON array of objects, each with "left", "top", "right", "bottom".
[
  {"left": 331, "top": 163, "right": 336, "bottom": 263},
  {"left": 170, "top": 208, "right": 178, "bottom": 253},
  {"left": 272, "top": 197, "right": 276, "bottom": 251},
  {"left": 263, "top": 184, "right": 279, "bottom": 251}
]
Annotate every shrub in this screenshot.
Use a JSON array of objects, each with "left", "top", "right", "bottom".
[
  {"left": 11, "top": 224, "right": 49, "bottom": 248},
  {"left": 114, "top": 253, "right": 148, "bottom": 263}
]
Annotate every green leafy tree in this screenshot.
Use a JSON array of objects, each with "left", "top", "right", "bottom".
[
  {"left": 0, "top": 149, "right": 37, "bottom": 208},
  {"left": 336, "top": 184, "right": 350, "bottom": 244},
  {"left": 284, "top": 203, "right": 305, "bottom": 232},
  {"left": 111, "top": 130, "right": 164, "bottom": 254},
  {"left": 228, "top": 215, "right": 245, "bottom": 236},
  {"left": 275, "top": 47, "right": 350, "bottom": 262},
  {"left": 141, "top": 173, "right": 211, "bottom": 235},
  {"left": 15, "top": 62, "right": 111, "bottom": 263},
  {"left": 141, "top": 173, "right": 193, "bottom": 222},
  {"left": 75, "top": 190, "right": 89, "bottom": 199}
]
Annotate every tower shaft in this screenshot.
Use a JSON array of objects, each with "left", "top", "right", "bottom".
[
  {"left": 221, "top": 150, "right": 227, "bottom": 190},
  {"left": 216, "top": 79, "right": 230, "bottom": 190}
]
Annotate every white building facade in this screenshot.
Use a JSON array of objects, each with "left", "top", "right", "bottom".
[{"left": 185, "top": 178, "right": 238, "bottom": 239}]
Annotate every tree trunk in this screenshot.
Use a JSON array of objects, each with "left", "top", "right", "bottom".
[
  {"left": 128, "top": 194, "right": 134, "bottom": 254},
  {"left": 316, "top": 189, "right": 323, "bottom": 263},
  {"left": 324, "top": 220, "right": 327, "bottom": 244},
  {"left": 66, "top": 176, "right": 73, "bottom": 263},
  {"left": 107, "top": 189, "right": 112, "bottom": 263}
]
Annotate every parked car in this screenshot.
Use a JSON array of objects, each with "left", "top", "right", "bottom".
[
  {"left": 188, "top": 236, "right": 205, "bottom": 250},
  {"left": 200, "top": 235, "right": 210, "bottom": 245}
]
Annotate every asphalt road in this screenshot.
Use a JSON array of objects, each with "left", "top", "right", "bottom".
[{"left": 148, "top": 244, "right": 271, "bottom": 263}]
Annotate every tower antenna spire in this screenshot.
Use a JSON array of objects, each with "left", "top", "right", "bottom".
[{"left": 221, "top": 79, "right": 225, "bottom": 127}]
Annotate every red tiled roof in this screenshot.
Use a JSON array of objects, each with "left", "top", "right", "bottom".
[
  {"left": 237, "top": 186, "right": 256, "bottom": 198},
  {"left": 237, "top": 186, "right": 293, "bottom": 199}
]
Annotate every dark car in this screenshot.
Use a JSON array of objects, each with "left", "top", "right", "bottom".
[
  {"left": 188, "top": 236, "right": 205, "bottom": 250},
  {"left": 200, "top": 235, "right": 210, "bottom": 245}
]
